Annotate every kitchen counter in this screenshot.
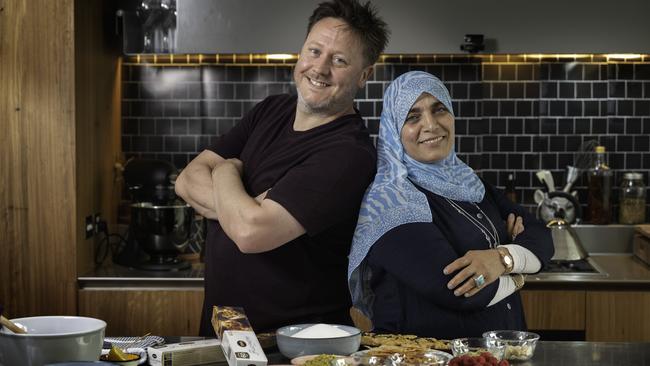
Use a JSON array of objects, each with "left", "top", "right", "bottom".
[
  {"left": 79, "top": 254, "right": 650, "bottom": 289},
  {"left": 142, "top": 338, "right": 650, "bottom": 366},
  {"left": 528, "top": 254, "right": 650, "bottom": 288}
]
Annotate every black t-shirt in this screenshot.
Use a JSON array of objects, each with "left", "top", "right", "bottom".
[
  {"left": 367, "top": 183, "right": 554, "bottom": 339},
  {"left": 200, "top": 94, "right": 377, "bottom": 334}
]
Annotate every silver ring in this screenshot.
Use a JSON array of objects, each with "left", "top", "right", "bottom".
[{"left": 474, "top": 274, "right": 485, "bottom": 288}]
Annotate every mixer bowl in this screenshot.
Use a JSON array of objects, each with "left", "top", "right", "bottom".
[{"left": 130, "top": 202, "right": 193, "bottom": 256}]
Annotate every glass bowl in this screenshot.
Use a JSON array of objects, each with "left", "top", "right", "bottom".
[
  {"left": 482, "top": 330, "right": 539, "bottom": 361},
  {"left": 343, "top": 350, "right": 453, "bottom": 366},
  {"left": 450, "top": 337, "right": 505, "bottom": 360}
]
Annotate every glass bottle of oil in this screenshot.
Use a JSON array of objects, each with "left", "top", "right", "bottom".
[{"left": 587, "top": 146, "right": 612, "bottom": 224}]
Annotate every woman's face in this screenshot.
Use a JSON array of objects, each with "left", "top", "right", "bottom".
[{"left": 400, "top": 92, "right": 455, "bottom": 164}]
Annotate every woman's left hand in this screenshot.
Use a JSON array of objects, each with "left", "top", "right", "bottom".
[{"left": 443, "top": 249, "right": 505, "bottom": 297}]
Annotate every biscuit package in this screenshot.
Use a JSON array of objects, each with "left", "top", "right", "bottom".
[{"left": 211, "top": 306, "right": 254, "bottom": 339}]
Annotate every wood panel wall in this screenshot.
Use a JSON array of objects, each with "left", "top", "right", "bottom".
[
  {"left": 78, "top": 289, "right": 204, "bottom": 336},
  {"left": 0, "top": 0, "right": 119, "bottom": 318},
  {"left": 0, "top": 0, "right": 77, "bottom": 318}
]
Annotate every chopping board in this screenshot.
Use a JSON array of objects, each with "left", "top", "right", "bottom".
[{"left": 633, "top": 225, "right": 650, "bottom": 265}]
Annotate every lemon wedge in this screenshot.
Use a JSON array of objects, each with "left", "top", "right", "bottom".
[{"left": 107, "top": 345, "right": 130, "bottom": 361}]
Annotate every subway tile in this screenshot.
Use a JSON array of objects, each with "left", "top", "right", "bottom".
[
  {"left": 147, "top": 101, "right": 164, "bottom": 117},
  {"left": 483, "top": 101, "right": 498, "bottom": 116},
  {"left": 235, "top": 84, "right": 251, "bottom": 99},
  {"left": 509, "top": 83, "right": 524, "bottom": 98},
  {"left": 267, "top": 83, "right": 283, "bottom": 95},
  {"left": 516, "top": 101, "right": 532, "bottom": 116},
  {"left": 575, "top": 118, "right": 590, "bottom": 134},
  {"left": 500, "top": 136, "right": 515, "bottom": 151},
  {"left": 459, "top": 65, "right": 478, "bottom": 81},
  {"left": 635, "top": 101, "right": 650, "bottom": 116},
  {"left": 122, "top": 136, "right": 131, "bottom": 151},
  {"left": 355, "top": 88, "right": 365, "bottom": 100},
  {"left": 123, "top": 118, "right": 139, "bottom": 134},
  {"left": 567, "top": 63, "right": 583, "bottom": 80},
  {"left": 500, "top": 101, "right": 515, "bottom": 116},
  {"left": 583, "top": 64, "right": 600, "bottom": 80},
  {"left": 608, "top": 118, "right": 625, "bottom": 134},
  {"left": 201, "top": 119, "right": 217, "bottom": 135},
  {"left": 358, "top": 101, "right": 374, "bottom": 117},
  {"left": 549, "top": 63, "right": 566, "bottom": 80},
  {"left": 455, "top": 119, "right": 468, "bottom": 135},
  {"left": 592, "top": 118, "right": 607, "bottom": 133},
  {"left": 483, "top": 136, "right": 498, "bottom": 151},
  {"left": 226, "top": 101, "right": 242, "bottom": 117},
  {"left": 451, "top": 83, "right": 468, "bottom": 99},
  {"left": 559, "top": 82, "right": 575, "bottom": 98},
  {"left": 644, "top": 118, "right": 650, "bottom": 134},
  {"left": 558, "top": 153, "right": 573, "bottom": 169},
  {"left": 251, "top": 83, "right": 269, "bottom": 100},
  {"left": 576, "top": 83, "right": 591, "bottom": 98},
  {"left": 275, "top": 67, "right": 294, "bottom": 82},
  {"left": 567, "top": 136, "right": 581, "bottom": 151},
  {"left": 628, "top": 82, "right": 643, "bottom": 98},
  {"left": 468, "top": 119, "right": 489, "bottom": 134},
  {"left": 592, "top": 82, "right": 607, "bottom": 98},
  {"left": 525, "top": 82, "right": 540, "bottom": 98},
  {"left": 618, "top": 100, "right": 634, "bottom": 115},
  {"left": 148, "top": 136, "right": 163, "bottom": 152},
  {"left": 550, "top": 101, "right": 566, "bottom": 116},
  {"left": 490, "top": 118, "right": 506, "bottom": 134},
  {"left": 366, "top": 118, "right": 379, "bottom": 134},
  {"left": 425, "top": 65, "right": 443, "bottom": 79},
  {"left": 458, "top": 136, "right": 475, "bottom": 153},
  {"left": 492, "top": 83, "right": 508, "bottom": 98},
  {"left": 469, "top": 83, "right": 483, "bottom": 99},
  {"left": 550, "top": 136, "right": 566, "bottom": 151},
  {"left": 517, "top": 65, "right": 534, "bottom": 80},
  {"left": 133, "top": 136, "right": 148, "bottom": 152},
  {"left": 508, "top": 118, "right": 523, "bottom": 134},
  {"left": 635, "top": 136, "right": 650, "bottom": 152},
  {"left": 491, "top": 153, "right": 507, "bottom": 169},
  {"left": 541, "top": 118, "right": 557, "bottom": 134},
  {"left": 459, "top": 101, "right": 476, "bottom": 117},
  {"left": 524, "top": 118, "right": 540, "bottom": 134},
  {"left": 558, "top": 118, "right": 574, "bottom": 134},
  {"left": 501, "top": 65, "right": 517, "bottom": 80},
  {"left": 617, "top": 64, "right": 634, "bottom": 80},
  {"left": 618, "top": 136, "right": 634, "bottom": 151},
  {"left": 515, "top": 136, "right": 531, "bottom": 152},
  {"left": 483, "top": 65, "right": 499, "bottom": 80},
  {"left": 567, "top": 100, "right": 582, "bottom": 116},
  {"left": 627, "top": 118, "right": 642, "bottom": 134},
  {"left": 140, "top": 119, "right": 155, "bottom": 134},
  {"left": 541, "top": 82, "right": 557, "bottom": 98},
  {"left": 584, "top": 101, "right": 599, "bottom": 116},
  {"left": 368, "top": 83, "right": 384, "bottom": 99},
  {"left": 609, "top": 81, "right": 625, "bottom": 97},
  {"left": 636, "top": 64, "right": 650, "bottom": 80},
  {"left": 627, "top": 153, "right": 642, "bottom": 169},
  {"left": 524, "top": 154, "right": 540, "bottom": 170},
  {"left": 219, "top": 84, "right": 234, "bottom": 99}
]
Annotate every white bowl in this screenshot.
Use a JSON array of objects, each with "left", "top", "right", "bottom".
[
  {"left": 276, "top": 324, "right": 361, "bottom": 359},
  {"left": 0, "top": 316, "right": 106, "bottom": 366}
]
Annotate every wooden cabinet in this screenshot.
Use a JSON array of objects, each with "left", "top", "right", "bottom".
[
  {"left": 78, "top": 289, "right": 204, "bottom": 336},
  {"left": 586, "top": 291, "right": 650, "bottom": 342},
  {"left": 520, "top": 290, "right": 585, "bottom": 330},
  {"left": 521, "top": 288, "right": 650, "bottom": 341}
]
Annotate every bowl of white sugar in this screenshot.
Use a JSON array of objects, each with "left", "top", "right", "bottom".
[{"left": 276, "top": 323, "right": 361, "bottom": 359}]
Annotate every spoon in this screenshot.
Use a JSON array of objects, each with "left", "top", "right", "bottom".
[{"left": 0, "top": 315, "right": 26, "bottom": 334}]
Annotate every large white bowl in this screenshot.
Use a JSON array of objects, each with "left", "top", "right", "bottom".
[
  {"left": 0, "top": 316, "right": 106, "bottom": 366},
  {"left": 276, "top": 324, "right": 361, "bottom": 359}
]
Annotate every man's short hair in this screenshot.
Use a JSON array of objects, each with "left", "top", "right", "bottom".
[{"left": 307, "top": 0, "right": 390, "bottom": 67}]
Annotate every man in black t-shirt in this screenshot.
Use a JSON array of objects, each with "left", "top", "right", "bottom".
[{"left": 175, "top": 0, "right": 390, "bottom": 334}]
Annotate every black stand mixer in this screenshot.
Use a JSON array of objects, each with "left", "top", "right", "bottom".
[{"left": 114, "top": 159, "right": 193, "bottom": 271}]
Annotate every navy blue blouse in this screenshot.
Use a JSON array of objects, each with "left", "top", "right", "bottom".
[{"left": 366, "top": 182, "right": 554, "bottom": 339}]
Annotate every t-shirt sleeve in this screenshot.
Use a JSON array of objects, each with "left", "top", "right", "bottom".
[
  {"left": 207, "top": 97, "right": 271, "bottom": 159},
  {"left": 367, "top": 222, "right": 499, "bottom": 312},
  {"left": 266, "top": 144, "right": 376, "bottom": 236},
  {"left": 485, "top": 183, "right": 555, "bottom": 270}
]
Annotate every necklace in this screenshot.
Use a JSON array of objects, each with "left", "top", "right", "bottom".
[{"left": 445, "top": 198, "right": 500, "bottom": 248}]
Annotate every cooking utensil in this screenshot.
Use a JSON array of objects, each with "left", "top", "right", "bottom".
[
  {"left": 536, "top": 170, "right": 555, "bottom": 192},
  {"left": 563, "top": 165, "right": 580, "bottom": 192},
  {"left": 547, "top": 219, "right": 588, "bottom": 261},
  {"left": 536, "top": 190, "right": 582, "bottom": 225},
  {"left": 0, "top": 315, "right": 26, "bottom": 334}
]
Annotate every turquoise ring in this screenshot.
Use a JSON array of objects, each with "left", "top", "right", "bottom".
[{"left": 474, "top": 274, "right": 485, "bottom": 287}]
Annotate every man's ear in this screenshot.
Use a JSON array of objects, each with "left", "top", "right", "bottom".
[{"left": 357, "top": 65, "right": 374, "bottom": 89}]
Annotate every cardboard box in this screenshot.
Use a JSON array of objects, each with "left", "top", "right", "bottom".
[
  {"left": 211, "top": 306, "right": 253, "bottom": 339},
  {"left": 147, "top": 339, "right": 226, "bottom": 366},
  {"left": 221, "top": 330, "right": 268, "bottom": 366}
]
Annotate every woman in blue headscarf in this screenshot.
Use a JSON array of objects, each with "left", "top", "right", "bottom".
[{"left": 348, "top": 71, "right": 553, "bottom": 338}]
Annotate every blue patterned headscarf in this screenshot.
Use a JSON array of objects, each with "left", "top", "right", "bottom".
[{"left": 348, "top": 71, "right": 485, "bottom": 317}]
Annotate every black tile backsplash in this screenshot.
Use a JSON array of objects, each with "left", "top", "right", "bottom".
[{"left": 122, "top": 55, "right": 650, "bottom": 218}]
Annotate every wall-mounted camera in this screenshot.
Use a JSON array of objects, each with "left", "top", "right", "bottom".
[{"left": 460, "top": 34, "right": 485, "bottom": 53}]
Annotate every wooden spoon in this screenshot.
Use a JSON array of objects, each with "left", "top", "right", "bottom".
[{"left": 0, "top": 315, "right": 26, "bottom": 334}]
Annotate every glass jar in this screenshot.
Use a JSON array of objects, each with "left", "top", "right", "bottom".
[
  {"left": 619, "top": 172, "right": 646, "bottom": 224},
  {"left": 587, "top": 146, "right": 613, "bottom": 224}
]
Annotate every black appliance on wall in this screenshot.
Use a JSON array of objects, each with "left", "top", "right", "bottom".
[{"left": 114, "top": 158, "right": 193, "bottom": 271}]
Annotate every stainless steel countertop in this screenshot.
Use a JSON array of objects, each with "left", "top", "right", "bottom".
[
  {"left": 472, "top": 341, "right": 649, "bottom": 366},
  {"left": 529, "top": 254, "right": 650, "bottom": 286}
]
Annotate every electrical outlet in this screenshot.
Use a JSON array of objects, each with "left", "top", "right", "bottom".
[
  {"left": 85, "top": 215, "right": 94, "bottom": 239},
  {"left": 94, "top": 213, "right": 101, "bottom": 234}
]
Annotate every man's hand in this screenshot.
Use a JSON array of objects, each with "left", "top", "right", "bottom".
[
  {"left": 506, "top": 213, "right": 524, "bottom": 241},
  {"left": 443, "top": 249, "right": 506, "bottom": 298}
]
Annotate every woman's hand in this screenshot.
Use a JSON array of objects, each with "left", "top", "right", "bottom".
[
  {"left": 443, "top": 249, "right": 506, "bottom": 297},
  {"left": 507, "top": 213, "right": 524, "bottom": 241}
]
